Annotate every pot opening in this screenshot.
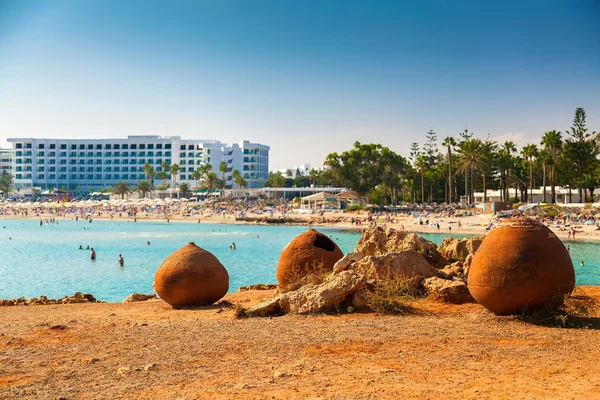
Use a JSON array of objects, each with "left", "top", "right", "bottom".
[{"left": 313, "top": 235, "right": 336, "bottom": 251}]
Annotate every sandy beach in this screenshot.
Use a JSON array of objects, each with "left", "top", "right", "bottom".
[{"left": 1, "top": 287, "right": 600, "bottom": 400}]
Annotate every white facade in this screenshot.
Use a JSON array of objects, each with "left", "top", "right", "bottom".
[
  {"left": 474, "top": 186, "right": 584, "bottom": 204},
  {"left": 277, "top": 164, "right": 329, "bottom": 178},
  {"left": 0, "top": 148, "right": 13, "bottom": 174},
  {"left": 7, "top": 136, "right": 269, "bottom": 190}
]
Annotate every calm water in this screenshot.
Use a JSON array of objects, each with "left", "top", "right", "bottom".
[{"left": 0, "top": 219, "right": 597, "bottom": 301}]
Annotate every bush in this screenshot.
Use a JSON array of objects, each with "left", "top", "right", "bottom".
[
  {"left": 517, "top": 287, "right": 598, "bottom": 328},
  {"left": 346, "top": 205, "right": 363, "bottom": 212},
  {"left": 283, "top": 260, "right": 331, "bottom": 293},
  {"left": 364, "top": 277, "right": 421, "bottom": 315}
]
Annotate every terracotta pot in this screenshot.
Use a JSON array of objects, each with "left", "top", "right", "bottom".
[
  {"left": 276, "top": 229, "right": 344, "bottom": 288},
  {"left": 468, "top": 216, "right": 575, "bottom": 315},
  {"left": 154, "top": 242, "right": 229, "bottom": 308}
]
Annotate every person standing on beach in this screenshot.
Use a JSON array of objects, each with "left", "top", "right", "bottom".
[{"left": 90, "top": 248, "right": 96, "bottom": 262}]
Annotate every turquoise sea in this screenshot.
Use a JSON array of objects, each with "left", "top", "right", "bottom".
[{"left": 0, "top": 219, "right": 598, "bottom": 302}]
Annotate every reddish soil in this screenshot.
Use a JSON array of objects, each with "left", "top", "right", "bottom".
[{"left": 2, "top": 287, "right": 600, "bottom": 400}]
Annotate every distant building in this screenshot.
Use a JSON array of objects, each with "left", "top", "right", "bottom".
[
  {"left": 474, "top": 186, "right": 585, "bottom": 204},
  {"left": 277, "top": 164, "right": 329, "bottom": 178},
  {"left": 0, "top": 148, "right": 13, "bottom": 174},
  {"left": 7, "top": 136, "right": 269, "bottom": 190}
]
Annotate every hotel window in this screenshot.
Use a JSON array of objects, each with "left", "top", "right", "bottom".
[
  {"left": 60, "top": 152, "right": 66, "bottom": 157},
  {"left": 49, "top": 167, "right": 55, "bottom": 172},
  {"left": 87, "top": 144, "right": 93, "bottom": 150},
  {"left": 122, "top": 151, "right": 128, "bottom": 157},
  {"left": 79, "top": 167, "right": 85, "bottom": 172},
  {"left": 180, "top": 174, "right": 186, "bottom": 180},
  {"left": 79, "top": 152, "right": 85, "bottom": 157},
  {"left": 70, "top": 167, "right": 76, "bottom": 172},
  {"left": 130, "top": 151, "right": 137, "bottom": 157},
  {"left": 79, "top": 174, "right": 85, "bottom": 180},
  {"left": 25, "top": 143, "right": 32, "bottom": 148},
  {"left": 188, "top": 145, "right": 194, "bottom": 150},
  {"left": 87, "top": 174, "right": 93, "bottom": 180},
  {"left": 87, "top": 152, "right": 93, "bottom": 157},
  {"left": 165, "top": 144, "right": 171, "bottom": 149},
  {"left": 16, "top": 143, "right": 22, "bottom": 149},
  {"left": 180, "top": 152, "right": 186, "bottom": 158},
  {"left": 87, "top": 167, "right": 93, "bottom": 172},
  {"left": 60, "top": 167, "right": 66, "bottom": 172},
  {"left": 139, "top": 151, "right": 145, "bottom": 157},
  {"left": 37, "top": 143, "right": 44, "bottom": 149},
  {"left": 130, "top": 144, "right": 137, "bottom": 149},
  {"left": 122, "top": 144, "right": 128, "bottom": 149},
  {"left": 95, "top": 167, "right": 101, "bottom": 172},
  {"left": 96, "top": 174, "right": 102, "bottom": 180},
  {"left": 165, "top": 151, "right": 171, "bottom": 156},
  {"left": 96, "top": 152, "right": 102, "bottom": 157},
  {"left": 156, "top": 144, "right": 162, "bottom": 149},
  {"left": 37, "top": 152, "right": 44, "bottom": 157},
  {"left": 187, "top": 160, "right": 193, "bottom": 165},
  {"left": 114, "top": 152, "right": 120, "bottom": 157},
  {"left": 187, "top": 167, "right": 194, "bottom": 172},
  {"left": 49, "top": 152, "right": 55, "bottom": 157},
  {"left": 188, "top": 152, "right": 194, "bottom": 158},
  {"left": 79, "top": 144, "right": 85, "bottom": 150},
  {"left": 139, "top": 144, "right": 145, "bottom": 149},
  {"left": 114, "top": 144, "right": 120, "bottom": 149},
  {"left": 156, "top": 151, "right": 162, "bottom": 157},
  {"left": 96, "top": 144, "right": 102, "bottom": 149},
  {"left": 61, "top": 144, "right": 67, "bottom": 149},
  {"left": 122, "top": 174, "right": 128, "bottom": 180},
  {"left": 147, "top": 151, "right": 153, "bottom": 157},
  {"left": 148, "top": 144, "right": 154, "bottom": 149},
  {"left": 105, "top": 144, "right": 111, "bottom": 149},
  {"left": 70, "top": 174, "right": 76, "bottom": 179},
  {"left": 71, "top": 144, "right": 76, "bottom": 150},
  {"left": 49, "top": 174, "right": 55, "bottom": 180},
  {"left": 70, "top": 152, "right": 76, "bottom": 157}
]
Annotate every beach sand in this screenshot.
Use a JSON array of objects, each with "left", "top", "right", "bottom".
[{"left": 2, "top": 288, "right": 600, "bottom": 399}]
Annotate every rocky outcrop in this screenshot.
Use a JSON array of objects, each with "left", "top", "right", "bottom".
[
  {"left": 354, "top": 226, "right": 437, "bottom": 256},
  {"left": 123, "top": 293, "right": 157, "bottom": 303},
  {"left": 333, "top": 252, "right": 365, "bottom": 273},
  {"left": 245, "top": 270, "right": 364, "bottom": 316},
  {"left": 422, "top": 277, "right": 474, "bottom": 304},
  {"left": 437, "top": 236, "right": 484, "bottom": 261},
  {"left": 238, "top": 284, "right": 278, "bottom": 291},
  {"left": 0, "top": 292, "right": 101, "bottom": 306},
  {"left": 350, "top": 251, "right": 438, "bottom": 283}
]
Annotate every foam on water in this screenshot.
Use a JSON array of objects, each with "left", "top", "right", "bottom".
[{"left": 0, "top": 219, "right": 596, "bottom": 302}]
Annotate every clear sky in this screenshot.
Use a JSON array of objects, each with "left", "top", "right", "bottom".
[{"left": 0, "top": 0, "right": 599, "bottom": 170}]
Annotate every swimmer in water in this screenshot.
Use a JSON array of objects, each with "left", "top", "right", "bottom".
[
  {"left": 90, "top": 248, "right": 96, "bottom": 261},
  {"left": 147, "top": 241, "right": 151, "bottom": 245},
  {"left": 580, "top": 260, "right": 585, "bottom": 267},
  {"left": 79, "top": 245, "right": 83, "bottom": 250},
  {"left": 117, "top": 254, "right": 124, "bottom": 267}
]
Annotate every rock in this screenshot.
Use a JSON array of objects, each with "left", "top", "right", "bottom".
[
  {"left": 350, "top": 251, "right": 438, "bottom": 283},
  {"left": 347, "top": 306, "right": 355, "bottom": 313},
  {"left": 246, "top": 270, "right": 364, "bottom": 316},
  {"left": 438, "top": 236, "right": 484, "bottom": 261},
  {"left": 354, "top": 226, "right": 437, "bottom": 256},
  {"left": 123, "top": 293, "right": 157, "bottom": 303},
  {"left": 154, "top": 242, "right": 229, "bottom": 308},
  {"left": 144, "top": 363, "right": 158, "bottom": 371},
  {"left": 332, "top": 252, "right": 365, "bottom": 273},
  {"left": 279, "top": 270, "right": 364, "bottom": 314},
  {"left": 276, "top": 229, "right": 344, "bottom": 288},
  {"left": 238, "top": 284, "right": 278, "bottom": 291},
  {"left": 440, "top": 262, "right": 464, "bottom": 279},
  {"left": 245, "top": 297, "right": 283, "bottom": 317},
  {"left": 423, "top": 277, "right": 474, "bottom": 304},
  {"left": 463, "top": 254, "right": 473, "bottom": 278},
  {"left": 351, "top": 289, "right": 370, "bottom": 309},
  {"left": 117, "top": 366, "right": 130, "bottom": 376},
  {"left": 468, "top": 216, "right": 575, "bottom": 315}
]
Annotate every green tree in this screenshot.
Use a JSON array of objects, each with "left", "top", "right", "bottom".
[
  {"left": 538, "top": 149, "right": 552, "bottom": 203},
  {"left": 178, "top": 182, "right": 191, "bottom": 198},
  {"left": 455, "top": 138, "right": 484, "bottom": 204},
  {"left": 0, "top": 170, "right": 12, "bottom": 196},
  {"left": 113, "top": 181, "right": 131, "bottom": 199},
  {"left": 442, "top": 137, "right": 456, "bottom": 203},
  {"left": 191, "top": 169, "right": 202, "bottom": 189},
  {"left": 521, "top": 144, "right": 538, "bottom": 202},
  {"left": 136, "top": 180, "right": 151, "bottom": 198},
  {"left": 143, "top": 162, "right": 156, "bottom": 190},
  {"left": 205, "top": 171, "right": 218, "bottom": 193},
  {"left": 541, "top": 130, "right": 563, "bottom": 204},
  {"left": 218, "top": 161, "right": 228, "bottom": 196},
  {"left": 170, "top": 163, "right": 180, "bottom": 197}
]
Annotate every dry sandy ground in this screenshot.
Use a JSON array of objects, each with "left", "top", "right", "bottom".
[{"left": 2, "top": 288, "right": 600, "bottom": 400}]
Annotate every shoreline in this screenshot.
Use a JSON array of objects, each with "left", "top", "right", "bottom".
[{"left": 3, "top": 211, "right": 600, "bottom": 242}]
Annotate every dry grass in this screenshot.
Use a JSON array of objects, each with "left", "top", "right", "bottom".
[
  {"left": 518, "top": 287, "right": 599, "bottom": 328},
  {"left": 364, "top": 276, "right": 423, "bottom": 315},
  {"left": 283, "top": 260, "right": 332, "bottom": 293}
]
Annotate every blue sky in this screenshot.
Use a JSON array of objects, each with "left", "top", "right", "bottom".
[{"left": 0, "top": 0, "right": 599, "bottom": 170}]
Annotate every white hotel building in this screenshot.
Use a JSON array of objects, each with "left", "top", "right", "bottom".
[{"left": 7, "top": 136, "right": 269, "bottom": 191}]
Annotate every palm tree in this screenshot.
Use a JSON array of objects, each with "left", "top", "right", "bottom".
[
  {"left": 521, "top": 144, "right": 538, "bottom": 202},
  {"left": 271, "top": 172, "right": 285, "bottom": 199},
  {"left": 538, "top": 149, "right": 551, "bottom": 203},
  {"left": 170, "top": 163, "right": 180, "bottom": 197},
  {"left": 191, "top": 169, "right": 202, "bottom": 189},
  {"left": 143, "top": 163, "right": 156, "bottom": 190},
  {"left": 205, "top": 171, "right": 218, "bottom": 194},
  {"left": 136, "top": 180, "right": 151, "bottom": 198},
  {"left": 218, "top": 161, "right": 228, "bottom": 197},
  {"left": 113, "top": 181, "right": 131, "bottom": 199},
  {"left": 231, "top": 169, "right": 242, "bottom": 197},
  {"left": 178, "top": 182, "right": 191, "bottom": 199},
  {"left": 200, "top": 163, "right": 213, "bottom": 185},
  {"left": 455, "top": 138, "right": 484, "bottom": 204},
  {"left": 308, "top": 168, "right": 319, "bottom": 193},
  {"left": 541, "top": 130, "right": 563, "bottom": 204},
  {"left": 442, "top": 137, "right": 456, "bottom": 203}
]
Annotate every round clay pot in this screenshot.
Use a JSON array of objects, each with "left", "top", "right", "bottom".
[
  {"left": 276, "top": 229, "right": 344, "bottom": 288},
  {"left": 154, "top": 242, "right": 229, "bottom": 308},
  {"left": 468, "top": 216, "right": 575, "bottom": 315}
]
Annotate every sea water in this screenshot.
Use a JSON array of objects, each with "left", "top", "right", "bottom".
[{"left": 0, "top": 219, "right": 597, "bottom": 302}]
